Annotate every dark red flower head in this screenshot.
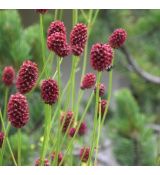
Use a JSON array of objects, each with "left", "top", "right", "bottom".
[
  {"left": 70, "top": 23, "right": 88, "bottom": 48},
  {"left": 69, "top": 127, "right": 76, "bottom": 137},
  {"left": 2, "top": 66, "right": 15, "bottom": 86},
  {"left": 47, "top": 21, "right": 66, "bottom": 37},
  {"left": 70, "top": 23, "right": 88, "bottom": 56},
  {"left": 36, "top": 9, "right": 48, "bottom": 14},
  {"left": 16, "top": 60, "right": 38, "bottom": 94},
  {"left": 0, "top": 132, "right": 4, "bottom": 148},
  {"left": 71, "top": 45, "right": 84, "bottom": 56},
  {"left": 80, "top": 147, "right": 90, "bottom": 163},
  {"left": 90, "top": 43, "right": 113, "bottom": 72},
  {"left": 7, "top": 93, "right": 29, "bottom": 128},
  {"left": 78, "top": 121, "right": 87, "bottom": 136},
  {"left": 35, "top": 158, "right": 50, "bottom": 166},
  {"left": 61, "top": 111, "right": 74, "bottom": 133},
  {"left": 108, "top": 28, "right": 127, "bottom": 49},
  {"left": 99, "top": 99, "right": 107, "bottom": 116},
  {"left": 47, "top": 32, "right": 71, "bottom": 57},
  {"left": 51, "top": 152, "right": 63, "bottom": 165},
  {"left": 94, "top": 83, "right": 106, "bottom": 97},
  {"left": 41, "top": 78, "right": 59, "bottom": 105},
  {"left": 80, "top": 73, "right": 96, "bottom": 90}
]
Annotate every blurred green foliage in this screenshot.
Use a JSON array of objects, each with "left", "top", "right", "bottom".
[
  {"left": 109, "top": 89, "right": 157, "bottom": 165},
  {"left": 0, "top": 10, "right": 53, "bottom": 69}
]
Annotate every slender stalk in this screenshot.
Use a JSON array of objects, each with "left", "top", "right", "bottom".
[
  {"left": 0, "top": 124, "right": 10, "bottom": 165},
  {"left": 100, "top": 59, "right": 114, "bottom": 129},
  {"left": 65, "top": 9, "right": 78, "bottom": 164},
  {"left": 52, "top": 58, "right": 62, "bottom": 165},
  {"left": 81, "top": 10, "right": 93, "bottom": 79},
  {"left": 3, "top": 88, "right": 9, "bottom": 120},
  {"left": 93, "top": 59, "right": 114, "bottom": 165},
  {"left": 88, "top": 72, "right": 102, "bottom": 165},
  {"left": 59, "top": 92, "right": 94, "bottom": 166},
  {"left": 74, "top": 10, "right": 94, "bottom": 122},
  {"left": 17, "top": 129, "right": 21, "bottom": 166},
  {"left": 6, "top": 138, "right": 17, "bottom": 166},
  {"left": 52, "top": 58, "right": 63, "bottom": 79},
  {"left": 0, "top": 110, "right": 17, "bottom": 166},
  {"left": 64, "top": 58, "right": 75, "bottom": 111},
  {"left": 40, "top": 14, "right": 45, "bottom": 65},
  {"left": 40, "top": 105, "right": 52, "bottom": 165},
  {"left": 58, "top": 9, "right": 63, "bottom": 20},
  {"left": 90, "top": 10, "right": 100, "bottom": 33},
  {"left": 39, "top": 13, "right": 53, "bottom": 165},
  {"left": 94, "top": 98, "right": 102, "bottom": 165},
  {"left": 64, "top": 10, "right": 78, "bottom": 111},
  {"left": 54, "top": 9, "right": 58, "bottom": 20},
  {"left": 0, "top": 87, "right": 9, "bottom": 164},
  {"left": 80, "top": 10, "right": 89, "bottom": 22},
  {"left": 71, "top": 56, "right": 76, "bottom": 110}
]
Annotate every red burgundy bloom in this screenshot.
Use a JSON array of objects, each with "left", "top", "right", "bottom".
[
  {"left": 16, "top": 60, "right": 38, "bottom": 94},
  {"left": 51, "top": 152, "right": 63, "bottom": 165},
  {"left": 71, "top": 45, "right": 84, "bottom": 56},
  {"left": 35, "top": 158, "right": 50, "bottom": 166},
  {"left": 90, "top": 43, "right": 113, "bottom": 71},
  {"left": 2, "top": 66, "right": 15, "bottom": 86},
  {"left": 70, "top": 23, "right": 88, "bottom": 56},
  {"left": 69, "top": 127, "right": 76, "bottom": 137},
  {"left": 94, "top": 83, "right": 106, "bottom": 97},
  {"left": 78, "top": 121, "right": 87, "bottom": 136},
  {"left": 36, "top": 9, "right": 48, "bottom": 14},
  {"left": 47, "top": 21, "right": 66, "bottom": 37},
  {"left": 0, "top": 132, "right": 4, "bottom": 148},
  {"left": 41, "top": 79, "right": 59, "bottom": 105},
  {"left": 7, "top": 93, "right": 29, "bottom": 128},
  {"left": 108, "top": 28, "right": 127, "bottom": 49},
  {"left": 47, "top": 32, "right": 71, "bottom": 57},
  {"left": 61, "top": 111, "right": 74, "bottom": 133},
  {"left": 80, "top": 73, "right": 96, "bottom": 90},
  {"left": 80, "top": 147, "right": 90, "bottom": 163},
  {"left": 70, "top": 23, "right": 87, "bottom": 48}
]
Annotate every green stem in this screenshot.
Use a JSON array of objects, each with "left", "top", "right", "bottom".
[
  {"left": 89, "top": 10, "right": 100, "bottom": 34},
  {"left": 88, "top": 72, "right": 102, "bottom": 165},
  {"left": 40, "top": 14, "right": 48, "bottom": 76},
  {"left": 100, "top": 59, "right": 114, "bottom": 129},
  {"left": 48, "top": 81, "right": 71, "bottom": 158},
  {"left": 18, "top": 129, "right": 21, "bottom": 166},
  {"left": 80, "top": 10, "right": 91, "bottom": 80},
  {"left": 58, "top": 9, "right": 63, "bottom": 20},
  {"left": 64, "top": 10, "right": 78, "bottom": 111},
  {"left": 74, "top": 10, "right": 94, "bottom": 122},
  {"left": 40, "top": 105, "right": 52, "bottom": 165},
  {"left": 94, "top": 98, "right": 102, "bottom": 165},
  {"left": 80, "top": 10, "right": 89, "bottom": 23},
  {"left": 54, "top": 9, "right": 58, "bottom": 20},
  {"left": 52, "top": 58, "right": 62, "bottom": 166},
  {"left": 6, "top": 138, "right": 17, "bottom": 166},
  {"left": 93, "top": 59, "right": 114, "bottom": 165},
  {"left": 71, "top": 57, "right": 76, "bottom": 110},
  {"left": 59, "top": 92, "right": 94, "bottom": 166},
  {"left": 64, "top": 58, "right": 74, "bottom": 111},
  {"left": 52, "top": 58, "right": 63, "bottom": 79},
  {"left": 3, "top": 88, "right": 9, "bottom": 120},
  {"left": 0, "top": 110, "right": 17, "bottom": 166}
]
